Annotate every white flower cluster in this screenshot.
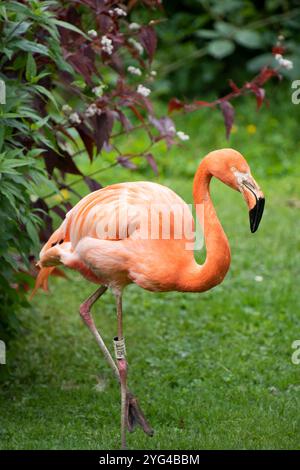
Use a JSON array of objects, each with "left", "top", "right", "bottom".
[
  {"left": 128, "top": 38, "right": 144, "bottom": 55},
  {"left": 85, "top": 103, "right": 102, "bottom": 118},
  {"left": 137, "top": 84, "right": 151, "bottom": 97},
  {"left": 176, "top": 131, "right": 189, "bottom": 141},
  {"left": 88, "top": 29, "right": 98, "bottom": 38},
  {"left": 101, "top": 35, "right": 113, "bottom": 55},
  {"left": 150, "top": 70, "right": 157, "bottom": 77},
  {"left": 62, "top": 104, "right": 72, "bottom": 115},
  {"left": 92, "top": 85, "right": 104, "bottom": 97},
  {"left": 111, "top": 7, "right": 127, "bottom": 17},
  {"left": 275, "top": 54, "right": 293, "bottom": 70},
  {"left": 128, "top": 22, "right": 140, "bottom": 31},
  {"left": 160, "top": 123, "right": 189, "bottom": 141},
  {"left": 127, "top": 65, "right": 142, "bottom": 76},
  {"left": 69, "top": 112, "right": 81, "bottom": 125}
]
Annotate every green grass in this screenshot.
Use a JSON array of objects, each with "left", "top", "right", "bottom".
[{"left": 1, "top": 87, "right": 300, "bottom": 449}]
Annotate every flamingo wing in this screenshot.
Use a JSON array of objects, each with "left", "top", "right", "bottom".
[{"left": 36, "top": 182, "right": 195, "bottom": 292}]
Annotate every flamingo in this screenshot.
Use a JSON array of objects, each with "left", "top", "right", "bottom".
[{"left": 31, "top": 148, "right": 265, "bottom": 448}]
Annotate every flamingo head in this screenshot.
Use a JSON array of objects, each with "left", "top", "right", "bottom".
[{"left": 205, "top": 148, "right": 265, "bottom": 233}]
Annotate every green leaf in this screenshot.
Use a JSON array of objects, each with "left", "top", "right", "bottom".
[
  {"left": 26, "top": 219, "right": 39, "bottom": 248},
  {"left": 52, "top": 19, "right": 90, "bottom": 40},
  {"left": 71, "top": 79, "right": 86, "bottom": 89},
  {"left": 30, "top": 115, "right": 50, "bottom": 130},
  {"left": 247, "top": 53, "right": 276, "bottom": 72},
  {"left": 5, "top": 20, "right": 32, "bottom": 38},
  {"left": 234, "top": 30, "right": 262, "bottom": 49},
  {"left": 1, "top": 1, "right": 33, "bottom": 17},
  {"left": 27, "top": 148, "right": 46, "bottom": 158},
  {"left": 214, "top": 21, "right": 237, "bottom": 37},
  {"left": 1, "top": 183, "right": 18, "bottom": 212},
  {"left": 0, "top": 126, "right": 4, "bottom": 152},
  {"left": 2, "top": 48, "right": 14, "bottom": 60},
  {"left": 196, "top": 29, "right": 221, "bottom": 39},
  {"left": 32, "top": 84, "right": 58, "bottom": 109},
  {"left": 0, "top": 157, "right": 33, "bottom": 175},
  {"left": 0, "top": 5, "right": 8, "bottom": 20},
  {"left": 14, "top": 39, "right": 49, "bottom": 56},
  {"left": 0, "top": 112, "right": 24, "bottom": 119},
  {"left": 47, "top": 38, "right": 74, "bottom": 74},
  {"left": 26, "top": 53, "right": 37, "bottom": 82},
  {"left": 30, "top": 72, "right": 51, "bottom": 84},
  {"left": 207, "top": 39, "right": 235, "bottom": 58}
]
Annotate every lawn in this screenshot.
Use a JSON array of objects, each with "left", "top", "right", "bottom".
[{"left": 0, "top": 87, "right": 300, "bottom": 449}]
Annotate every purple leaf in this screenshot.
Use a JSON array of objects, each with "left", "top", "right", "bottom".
[
  {"left": 117, "top": 156, "right": 138, "bottom": 170},
  {"left": 43, "top": 149, "right": 82, "bottom": 177},
  {"left": 139, "top": 26, "right": 157, "bottom": 62},
  {"left": 149, "top": 115, "right": 176, "bottom": 148},
  {"left": 116, "top": 110, "right": 133, "bottom": 132},
  {"left": 77, "top": 123, "right": 94, "bottom": 162},
  {"left": 149, "top": 116, "right": 175, "bottom": 135},
  {"left": 219, "top": 101, "right": 235, "bottom": 140},
  {"left": 93, "top": 111, "right": 114, "bottom": 153},
  {"left": 84, "top": 176, "right": 103, "bottom": 192},
  {"left": 51, "top": 205, "right": 66, "bottom": 219},
  {"left": 67, "top": 48, "right": 95, "bottom": 85},
  {"left": 145, "top": 153, "right": 158, "bottom": 175},
  {"left": 62, "top": 201, "right": 73, "bottom": 213}
]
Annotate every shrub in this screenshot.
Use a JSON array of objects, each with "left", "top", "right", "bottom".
[{"left": 155, "top": 0, "right": 300, "bottom": 97}]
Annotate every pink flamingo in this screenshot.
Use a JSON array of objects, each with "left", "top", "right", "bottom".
[{"left": 32, "top": 148, "right": 265, "bottom": 448}]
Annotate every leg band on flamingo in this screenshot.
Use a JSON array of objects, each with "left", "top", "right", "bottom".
[{"left": 113, "top": 336, "right": 126, "bottom": 359}]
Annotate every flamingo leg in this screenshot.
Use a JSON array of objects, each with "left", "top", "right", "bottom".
[
  {"left": 79, "top": 286, "right": 119, "bottom": 379},
  {"left": 114, "top": 291, "right": 128, "bottom": 449},
  {"left": 79, "top": 286, "right": 153, "bottom": 447}
]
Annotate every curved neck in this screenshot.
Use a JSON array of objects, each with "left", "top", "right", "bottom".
[{"left": 178, "top": 160, "right": 231, "bottom": 292}]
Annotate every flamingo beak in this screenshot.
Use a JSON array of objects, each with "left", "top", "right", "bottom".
[
  {"left": 241, "top": 178, "right": 265, "bottom": 233},
  {"left": 249, "top": 196, "right": 265, "bottom": 233}
]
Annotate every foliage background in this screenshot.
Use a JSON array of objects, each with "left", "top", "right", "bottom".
[{"left": 155, "top": 0, "right": 300, "bottom": 97}]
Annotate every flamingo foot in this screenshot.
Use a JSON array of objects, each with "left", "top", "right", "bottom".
[{"left": 126, "top": 391, "right": 154, "bottom": 436}]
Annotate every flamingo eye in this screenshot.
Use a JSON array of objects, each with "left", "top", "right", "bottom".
[{"left": 233, "top": 169, "right": 250, "bottom": 186}]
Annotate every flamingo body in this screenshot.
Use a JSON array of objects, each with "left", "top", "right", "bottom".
[{"left": 37, "top": 181, "right": 196, "bottom": 293}]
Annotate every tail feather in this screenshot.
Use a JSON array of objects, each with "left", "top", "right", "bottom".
[
  {"left": 30, "top": 218, "right": 70, "bottom": 301},
  {"left": 29, "top": 266, "right": 55, "bottom": 300}
]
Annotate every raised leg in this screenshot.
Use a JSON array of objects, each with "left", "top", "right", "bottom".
[{"left": 79, "top": 285, "right": 119, "bottom": 379}]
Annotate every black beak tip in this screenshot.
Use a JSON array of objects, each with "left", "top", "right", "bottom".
[
  {"left": 249, "top": 197, "right": 265, "bottom": 233},
  {"left": 250, "top": 223, "right": 258, "bottom": 234}
]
